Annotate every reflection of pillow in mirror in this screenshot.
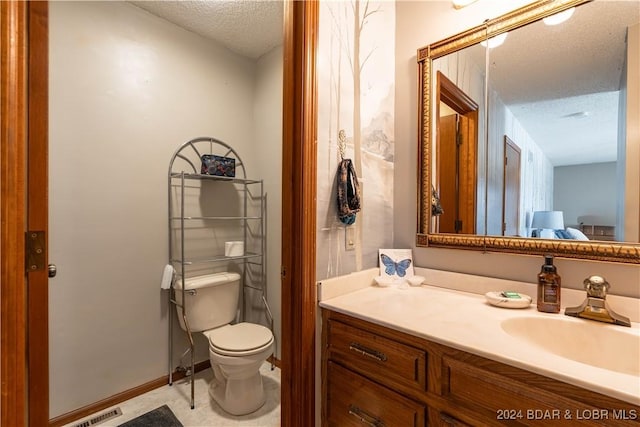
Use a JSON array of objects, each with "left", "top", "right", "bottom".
[
  {"left": 539, "top": 229, "right": 556, "bottom": 239},
  {"left": 554, "top": 229, "right": 573, "bottom": 239},
  {"left": 566, "top": 227, "right": 589, "bottom": 241}
]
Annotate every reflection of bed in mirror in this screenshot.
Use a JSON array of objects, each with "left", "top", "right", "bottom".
[
  {"left": 530, "top": 224, "right": 615, "bottom": 241},
  {"left": 520, "top": 211, "right": 617, "bottom": 241},
  {"left": 578, "top": 216, "right": 616, "bottom": 241}
]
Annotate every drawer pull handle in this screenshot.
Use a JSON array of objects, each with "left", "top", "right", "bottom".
[
  {"left": 349, "top": 342, "right": 388, "bottom": 362},
  {"left": 440, "top": 412, "right": 465, "bottom": 426},
  {"left": 348, "top": 404, "right": 385, "bottom": 427}
]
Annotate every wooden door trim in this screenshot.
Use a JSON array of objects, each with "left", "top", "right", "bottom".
[
  {"left": 435, "top": 71, "right": 478, "bottom": 234},
  {"left": 1, "top": 1, "right": 28, "bottom": 425},
  {"left": 437, "top": 71, "right": 478, "bottom": 114},
  {"left": 502, "top": 136, "right": 521, "bottom": 236},
  {"left": 27, "top": 2, "right": 49, "bottom": 426},
  {"left": 281, "top": 1, "right": 318, "bottom": 426}
]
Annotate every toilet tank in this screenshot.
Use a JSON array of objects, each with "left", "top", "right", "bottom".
[{"left": 174, "top": 272, "right": 240, "bottom": 332}]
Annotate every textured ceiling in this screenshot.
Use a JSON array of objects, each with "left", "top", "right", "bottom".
[
  {"left": 128, "top": 1, "right": 637, "bottom": 166},
  {"left": 487, "top": 0, "right": 640, "bottom": 166},
  {"left": 129, "top": 0, "right": 284, "bottom": 59}
]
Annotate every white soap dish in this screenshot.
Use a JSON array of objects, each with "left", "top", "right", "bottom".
[
  {"left": 374, "top": 276, "right": 405, "bottom": 287},
  {"left": 406, "top": 275, "right": 425, "bottom": 286},
  {"left": 484, "top": 291, "right": 532, "bottom": 309}
]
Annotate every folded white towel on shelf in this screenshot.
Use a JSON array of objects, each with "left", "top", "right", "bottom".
[{"left": 160, "top": 264, "right": 175, "bottom": 290}]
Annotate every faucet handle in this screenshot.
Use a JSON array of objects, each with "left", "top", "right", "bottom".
[{"left": 583, "top": 275, "right": 610, "bottom": 299}]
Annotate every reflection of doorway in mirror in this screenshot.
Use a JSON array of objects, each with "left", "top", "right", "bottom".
[
  {"left": 435, "top": 72, "right": 478, "bottom": 234},
  {"left": 503, "top": 136, "right": 521, "bottom": 236}
]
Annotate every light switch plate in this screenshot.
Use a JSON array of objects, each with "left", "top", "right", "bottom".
[{"left": 345, "top": 227, "right": 356, "bottom": 251}]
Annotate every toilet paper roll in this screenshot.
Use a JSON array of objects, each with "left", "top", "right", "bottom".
[
  {"left": 225, "top": 241, "right": 244, "bottom": 257},
  {"left": 160, "top": 264, "right": 175, "bottom": 290}
]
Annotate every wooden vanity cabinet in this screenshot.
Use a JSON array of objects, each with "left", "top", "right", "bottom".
[
  {"left": 322, "top": 309, "right": 640, "bottom": 427},
  {"left": 326, "top": 362, "right": 426, "bottom": 426}
]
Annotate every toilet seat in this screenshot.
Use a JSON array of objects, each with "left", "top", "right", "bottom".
[{"left": 204, "top": 322, "right": 274, "bottom": 357}]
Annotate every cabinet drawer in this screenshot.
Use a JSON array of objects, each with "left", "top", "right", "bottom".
[
  {"left": 438, "top": 412, "right": 472, "bottom": 427},
  {"left": 441, "top": 355, "right": 632, "bottom": 427},
  {"left": 327, "top": 319, "right": 427, "bottom": 392},
  {"left": 327, "top": 361, "right": 426, "bottom": 427}
]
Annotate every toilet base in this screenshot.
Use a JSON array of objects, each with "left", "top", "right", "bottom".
[{"left": 209, "top": 363, "right": 266, "bottom": 415}]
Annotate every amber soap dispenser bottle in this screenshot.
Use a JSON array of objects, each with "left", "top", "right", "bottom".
[{"left": 537, "top": 255, "right": 561, "bottom": 313}]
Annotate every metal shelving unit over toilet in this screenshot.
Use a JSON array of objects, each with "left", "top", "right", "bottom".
[{"left": 166, "top": 137, "right": 273, "bottom": 409}]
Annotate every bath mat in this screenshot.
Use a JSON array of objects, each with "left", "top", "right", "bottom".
[{"left": 117, "top": 405, "right": 183, "bottom": 427}]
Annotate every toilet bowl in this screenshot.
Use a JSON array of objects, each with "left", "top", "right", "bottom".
[
  {"left": 174, "top": 273, "right": 275, "bottom": 415},
  {"left": 203, "top": 323, "right": 274, "bottom": 415}
]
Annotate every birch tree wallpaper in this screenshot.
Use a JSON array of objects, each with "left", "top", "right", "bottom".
[{"left": 317, "top": 1, "right": 395, "bottom": 280}]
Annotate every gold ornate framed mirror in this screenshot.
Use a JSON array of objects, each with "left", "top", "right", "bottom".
[{"left": 417, "top": 0, "right": 640, "bottom": 264}]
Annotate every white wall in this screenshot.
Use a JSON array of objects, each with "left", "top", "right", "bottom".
[
  {"left": 316, "top": 1, "right": 396, "bottom": 280},
  {"left": 488, "top": 90, "right": 554, "bottom": 236},
  {"left": 49, "top": 1, "right": 281, "bottom": 417},
  {"left": 395, "top": 0, "right": 640, "bottom": 298},
  {"left": 253, "top": 46, "right": 283, "bottom": 359},
  {"left": 555, "top": 162, "right": 617, "bottom": 228},
  {"left": 623, "top": 22, "right": 640, "bottom": 242}
]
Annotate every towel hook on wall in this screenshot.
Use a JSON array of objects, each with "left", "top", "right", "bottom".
[{"left": 338, "top": 129, "right": 347, "bottom": 160}]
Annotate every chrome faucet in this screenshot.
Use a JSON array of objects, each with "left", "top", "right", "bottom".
[{"left": 565, "top": 276, "right": 631, "bottom": 327}]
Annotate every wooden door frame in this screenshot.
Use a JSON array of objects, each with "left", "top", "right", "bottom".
[
  {"left": 2, "top": 1, "right": 49, "bottom": 425},
  {"left": 435, "top": 71, "right": 478, "bottom": 234},
  {"left": 2, "top": 0, "right": 319, "bottom": 425},
  {"left": 26, "top": 3, "right": 50, "bottom": 426},
  {"left": 502, "top": 135, "right": 521, "bottom": 236},
  {"left": 1, "top": 1, "right": 29, "bottom": 425},
  {"left": 281, "top": 1, "right": 318, "bottom": 426}
]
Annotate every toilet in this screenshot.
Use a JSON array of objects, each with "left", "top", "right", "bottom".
[{"left": 174, "top": 272, "right": 274, "bottom": 415}]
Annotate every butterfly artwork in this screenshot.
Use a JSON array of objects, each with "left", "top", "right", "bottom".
[{"left": 378, "top": 249, "right": 414, "bottom": 278}]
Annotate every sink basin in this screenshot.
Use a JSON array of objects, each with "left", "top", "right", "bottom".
[{"left": 501, "top": 316, "right": 640, "bottom": 376}]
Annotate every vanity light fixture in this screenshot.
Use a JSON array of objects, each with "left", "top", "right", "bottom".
[
  {"left": 452, "top": 0, "right": 479, "bottom": 9},
  {"left": 480, "top": 32, "right": 508, "bottom": 48},
  {"left": 543, "top": 7, "right": 575, "bottom": 26}
]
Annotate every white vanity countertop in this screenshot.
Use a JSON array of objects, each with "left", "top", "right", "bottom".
[{"left": 319, "top": 276, "right": 640, "bottom": 406}]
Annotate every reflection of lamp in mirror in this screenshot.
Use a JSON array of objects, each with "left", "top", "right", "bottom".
[
  {"left": 543, "top": 7, "right": 575, "bottom": 26},
  {"left": 531, "top": 211, "right": 565, "bottom": 238},
  {"left": 452, "top": 0, "right": 479, "bottom": 9},
  {"left": 480, "top": 32, "right": 508, "bottom": 48}
]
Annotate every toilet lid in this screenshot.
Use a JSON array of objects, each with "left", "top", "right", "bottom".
[{"left": 208, "top": 323, "right": 273, "bottom": 353}]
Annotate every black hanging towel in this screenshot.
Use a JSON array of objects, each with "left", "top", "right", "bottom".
[{"left": 337, "top": 158, "right": 361, "bottom": 225}]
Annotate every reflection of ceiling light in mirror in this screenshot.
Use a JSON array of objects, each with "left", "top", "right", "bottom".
[
  {"left": 562, "top": 111, "right": 590, "bottom": 119},
  {"left": 480, "top": 32, "right": 508, "bottom": 48},
  {"left": 452, "top": 0, "right": 479, "bottom": 9},
  {"left": 543, "top": 7, "right": 575, "bottom": 26}
]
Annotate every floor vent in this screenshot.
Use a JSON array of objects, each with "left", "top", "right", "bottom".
[{"left": 71, "top": 407, "right": 122, "bottom": 427}]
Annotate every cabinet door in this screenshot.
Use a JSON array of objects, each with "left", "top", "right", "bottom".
[{"left": 326, "top": 362, "right": 426, "bottom": 427}]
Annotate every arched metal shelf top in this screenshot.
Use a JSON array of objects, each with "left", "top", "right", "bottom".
[{"left": 168, "top": 137, "right": 248, "bottom": 181}]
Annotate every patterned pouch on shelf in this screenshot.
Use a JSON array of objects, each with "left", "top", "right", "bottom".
[{"left": 201, "top": 155, "right": 235, "bottom": 177}]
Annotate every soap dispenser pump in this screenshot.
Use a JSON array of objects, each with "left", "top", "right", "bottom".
[{"left": 537, "top": 255, "right": 561, "bottom": 313}]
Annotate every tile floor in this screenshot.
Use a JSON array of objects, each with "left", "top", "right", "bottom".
[{"left": 64, "top": 363, "right": 281, "bottom": 427}]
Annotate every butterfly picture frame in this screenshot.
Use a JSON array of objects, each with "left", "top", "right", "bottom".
[{"left": 378, "top": 249, "right": 414, "bottom": 279}]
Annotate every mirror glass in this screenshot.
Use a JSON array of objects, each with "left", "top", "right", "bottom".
[
  {"left": 418, "top": 0, "right": 640, "bottom": 263},
  {"left": 484, "top": 0, "right": 639, "bottom": 242},
  {"left": 431, "top": 41, "right": 487, "bottom": 235}
]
